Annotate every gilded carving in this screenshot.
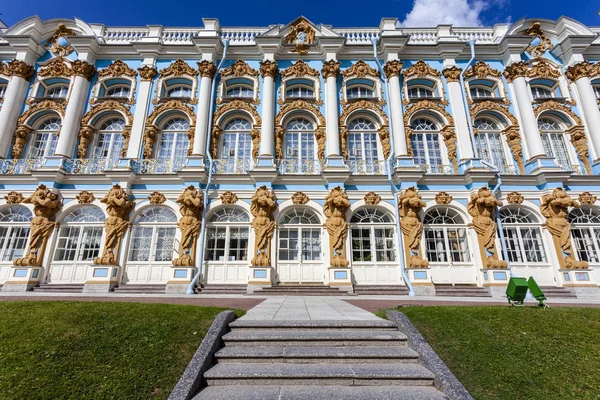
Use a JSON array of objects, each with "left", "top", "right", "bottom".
[
  {"left": 579, "top": 192, "right": 597, "bottom": 205},
  {"left": 324, "top": 186, "right": 350, "bottom": 267},
  {"left": 541, "top": 188, "right": 588, "bottom": 269},
  {"left": 342, "top": 60, "right": 378, "bottom": 78},
  {"left": 403, "top": 60, "right": 441, "bottom": 78},
  {"left": 143, "top": 126, "right": 159, "bottom": 159},
  {"left": 37, "top": 58, "right": 72, "bottom": 78},
  {"left": 4, "top": 191, "right": 24, "bottom": 204},
  {"left": 441, "top": 127, "right": 459, "bottom": 173},
  {"left": 45, "top": 24, "right": 76, "bottom": 57},
  {"left": 148, "top": 191, "right": 166, "bottom": 205},
  {"left": 173, "top": 186, "right": 203, "bottom": 267},
  {"left": 403, "top": 99, "right": 454, "bottom": 127},
  {"left": 138, "top": 65, "right": 158, "bottom": 81},
  {"left": 383, "top": 60, "right": 403, "bottom": 79},
  {"left": 364, "top": 192, "right": 381, "bottom": 205},
  {"left": 13, "top": 185, "right": 61, "bottom": 267},
  {"left": 98, "top": 60, "right": 137, "bottom": 78},
  {"left": 11, "top": 126, "right": 32, "bottom": 159},
  {"left": 76, "top": 191, "right": 95, "bottom": 204},
  {"left": 435, "top": 191, "right": 453, "bottom": 205},
  {"left": 18, "top": 100, "right": 66, "bottom": 126},
  {"left": 281, "top": 60, "right": 319, "bottom": 78},
  {"left": 250, "top": 186, "right": 277, "bottom": 267},
  {"left": 565, "top": 61, "right": 599, "bottom": 82},
  {"left": 146, "top": 100, "right": 196, "bottom": 126},
  {"left": 250, "top": 128, "right": 260, "bottom": 159},
  {"left": 94, "top": 185, "right": 135, "bottom": 266},
  {"left": 5, "top": 60, "right": 35, "bottom": 81},
  {"left": 291, "top": 192, "right": 309, "bottom": 205},
  {"left": 220, "top": 60, "right": 259, "bottom": 78},
  {"left": 284, "top": 17, "right": 315, "bottom": 54},
  {"left": 76, "top": 126, "right": 95, "bottom": 158},
  {"left": 211, "top": 100, "right": 261, "bottom": 158},
  {"left": 79, "top": 101, "right": 133, "bottom": 158},
  {"left": 399, "top": 187, "right": 429, "bottom": 268},
  {"left": 442, "top": 66, "right": 462, "bottom": 82},
  {"left": 525, "top": 22, "right": 553, "bottom": 58},
  {"left": 259, "top": 60, "right": 279, "bottom": 78},
  {"left": 339, "top": 100, "right": 389, "bottom": 159},
  {"left": 468, "top": 187, "right": 507, "bottom": 269},
  {"left": 569, "top": 128, "right": 592, "bottom": 175},
  {"left": 275, "top": 100, "right": 326, "bottom": 160},
  {"left": 533, "top": 101, "right": 582, "bottom": 124},
  {"left": 197, "top": 60, "right": 217, "bottom": 78},
  {"left": 159, "top": 59, "right": 198, "bottom": 78},
  {"left": 527, "top": 60, "right": 561, "bottom": 80},
  {"left": 0, "top": 61, "right": 6, "bottom": 77},
  {"left": 506, "top": 191, "right": 524, "bottom": 205},
  {"left": 71, "top": 60, "right": 96, "bottom": 81},
  {"left": 464, "top": 61, "right": 502, "bottom": 79},
  {"left": 220, "top": 191, "right": 239, "bottom": 205},
  {"left": 502, "top": 61, "right": 528, "bottom": 83},
  {"left": 319, "top": 60, "right": 340, "bottom": 80}
]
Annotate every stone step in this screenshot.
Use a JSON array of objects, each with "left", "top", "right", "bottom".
[
  {"left": 216, "top": 346, "right": 419, "bottom": 364},
  {"left": 222, "top": 330, "right": 408, "bottom": 347},
  {"left": 34, "top": 284, "right": 84, "bottom": 293},
  {"left": 251, "top": 290, "right": 350, "bottom": 296},
  {"left": 539, "top": 287, "right": 578, "bottom": 298},
  {"left": 229, "top": 319, "right": 397, "bottom": 331},
  {"left": 200, "top": 285, "right": 247, "bottom": 294},
  {"left": 204, "top": 363, "right": 435, "bottom": 386},
  {"left": 354, "top": 285, "right": 410, "bottom": 296},
  {"left": 259, "top": 287, "right": 342, "bottom": 291},
  {"left": 194, "top": 385, "right": 449, "bottom": 399},
  {"left": 434, "top": 286, "right": 491, "bottom": 297},
  {"left": 113, "top": 284, "right": 166, "bottom": 294}
]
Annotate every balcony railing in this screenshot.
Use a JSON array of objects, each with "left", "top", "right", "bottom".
[
  {"left": 131, "top": 158, "right": 187, "bottom": 174},
  {"left": 346, "top": 160, "right": 389, "bottom": 175},
  {"left": 499, "top": 164, "right": 520, "bottom": 175},
  {"left": 277, "top": 159, "right": 322, "bottom": 175},
  {"left": 0, "top": 158, "right": 44, "bottom": 174},
  {"left": 62, "top": 158, "right": 119, "bottom": 174},
  {"left": 561, "top": 164, "right": 586, "bottom": 175},
  {"left": 212, "top": 159, "right": 254, "bottom": 174},
  {"left": 417, "top": 164, "right": 454, "bottom": 175}
]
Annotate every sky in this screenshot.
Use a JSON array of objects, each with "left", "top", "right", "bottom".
[{"left": 0, "top": 0, "right": 598, "bottom": 29}]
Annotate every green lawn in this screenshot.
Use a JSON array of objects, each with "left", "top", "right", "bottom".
[
  {"left": 377, "top": 306, "right": 600, "bottom": 400},
  {"left": 0, "top": 301, "right": 243, "bottom": 400}
]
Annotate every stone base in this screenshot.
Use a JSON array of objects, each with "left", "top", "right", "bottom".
[
  {"left": 570, "top": 286, "right": 600, "bottom": 299},
  {"left": 2, "top": 266, "right": 43, "bottom": 292},
  {"left": 1, "top": 282, "right": 36, "bottom": 292},
  {"left": 412, "top": 284, "right": 436, "bottom": 296},
  {"left": 82, "top": 282, "right": 116, "bottom": 293},
  {"left": 165, "top": 283, "right": 191, "bottom": 294},
  {"left": 83, "top": 265, "right": 119, "bottom": 292},
  {"left": 247, "top": 283, "right": 270, "bottom": 294},
  {"left": 329, "top": 283, "right": 354, "bottom": 294},
  {"left": 487, "top": 285, "right": 509, "bottom": 299}
]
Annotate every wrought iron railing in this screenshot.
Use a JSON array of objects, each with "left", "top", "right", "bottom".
[
  {"left": 417, "top": 164, "right": 454, "bottom": 175},
  {"left": 346, "top": 160, "right": 389, "bottom": 175},
  {"left": 62, "top": 158, "right": 119, "bottom": 174},
  {"left": 0, "top": 158, "right": 44, "bottom": 174},
  {"left": 562, "top": 164, "right": 586, "bottom": 175},
  {"left": 499, "top": 164, "right": 520, "bottom": 175},
  {"left": 131, "top": 158, "right": 188, "bottom": 174},
  {"left": 212, "top": 159, "right": 255, "bottom": 174},
  {"left": 276, "top": 159, "right": 322, "bottom": 175}
]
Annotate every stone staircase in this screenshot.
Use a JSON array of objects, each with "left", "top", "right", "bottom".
[
  {"left": 434, "top": 284, "right": 491, "bottom": 297},
  {"left": 194, "top": 320, "right": 449, "bottom": 399},
  {"left": 354, "top": 285, "right": 410, "bottom": 296},
  {"left": 33, "top": 284, "right": 84, "bottom": 293},
  {"left": 252, "top": 284, "right": 351, "bottom": 296},
  {"left": 200, "top": 284, "right": 248, "bottom": 295},
  {"left": 112, "top": 284, "right": 165, "bottom": 294},
  {"left": 540, "top": 286, "right": 577, "bottom": 299}
]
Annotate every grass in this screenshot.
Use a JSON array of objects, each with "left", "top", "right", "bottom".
[
  {"left": 377, "top": 306, "right": 600, "bottom": 400},
  {"left": 0, "top": 301, "right": 244, "bottom": 400}
]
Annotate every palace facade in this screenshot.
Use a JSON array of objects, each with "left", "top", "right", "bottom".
[{"left": 1, "top": 15, "right": 600, "bottom": 297}]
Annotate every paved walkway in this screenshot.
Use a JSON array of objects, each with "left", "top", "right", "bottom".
[{"left": 240, "top": 296, "right": 381, "bottom": 320}]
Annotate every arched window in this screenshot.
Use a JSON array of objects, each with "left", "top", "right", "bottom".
[
  {"left": 220, "top": 118, "right": 252, "bottom": 173},
  {"left": 128, "top": 207, "right": 178, "bottom": 263},
  {"left": 531, "top": 85, "right": 553, "bottom": 99},
  {"left": 226, "top": 84, "right": 254, "bottom": 98},
  {"left": 156, "top": 117, "right": 190, "bottom": 169},
  {"left": 499, "top": 207, "right": 547, "bottom": 263},
  {"left": 410, "top": 118, "right": 443, "bottom": 169},
  {"left": 347, "top": 85, "right": 375, "bottom": 99},
  {"left": 27, "top": 118, "right": 61, "bottom": 159},
  {"left": 53, "top": 206, "right": 105, "bottom": 263},
  {"left": 470, "top": 86, "right": 494, "bottom": 99},
  {"left": 423, "top": 208, "right": 470, "bottom": 263},
  {"left": 569, "top": 207, "right": 600, "bottom": 263},
  {"left": 91, "top": 118, "right": 126, "bottom": 162},
  {"left": 347, "top": 118, "right": 382, "bottom": 174},
  {"left": 167, "top": 85, "right": 192, "bottom": 99},
  {"left": 45, "top": 84, "right": 69, "bottom": 99},
  {"left": 284, "top": 118, "right": 316, "bottom": 161},
  {"left": 286, "top": 84, "right": 314, "bottom": 99},
  {"left": 474, "top": 118, "right": 508, "bottom": 170},
  {"left": 106, "top": 85, "right": 131, "bottom": 98},
  {"left": 350, "top": 208, "right": 396, "bottom": 262},
  {"left": 407, "top": 86, "right": 434, "bottom": 99},
  {"left": 205, "top": 207, "right": 250, "bottom": 262},
  {"left": 0, "top": 205, "right": 32, "bottom": 261},
  {"left": 538, "top": 117, "right": 571, "bottom": 168},
  {"left": 278, "top": 208, "right": 321, "bottom": 262},
  {"left": 0, "top": 81, "right": 8, "bottom": 98}
]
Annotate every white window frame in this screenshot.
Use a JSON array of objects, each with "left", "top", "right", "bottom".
[
  {"left": 127, "top": 207, "right": 178, "bottom": 264},
  {"left": 350, "top": 208, "right": 397, "bottom": 264},
  {"left": 155, "top": 117, "right": 190, "bottom": 170},
  {"left": 538, "top": 117, "right": 578, "bottom": 170},
  {"left": 409, "top": 118, "right": 448, "bottom": 169},
  {"left": 218, "top": 118, "right": 253, "bottom": 173},
  {"left": 0, "top": 205, "right": 32, "bottom": 263},
  {"left": 205, "top": 207, "right": 251, "bottom": 263},
  {"left": 469, "top": 85, "right": 495, "bottom": 99},
  {"left": 422, "top": 207, "right": 472, "bottom": 265},
  {"left": 26, "top": 117, "right": 61, "bottom": 160},
  {"left": 499, "top": 207, "right": 548, "bottom": 265},
  {"left": 283, "top": 118, "right": 317, "bottom": 161},
  {"left": 52, "top": 206, "right": 105, "bottom": 264},
  {"left": 569, "top": 207, "right": 600, "bottom": 264},
  {"left": 277, "top": 208, "right": 322, "bottom": 263},
  {"left": 90, "top": 117, "right": 126, "bottom": 162},
  {"left": 473, "top": 117, "right": 511, "bottom": 172}
]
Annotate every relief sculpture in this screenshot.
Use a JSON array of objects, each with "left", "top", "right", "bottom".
[
  {"left": 324, "top": 186, "right": 350, "bottom": 267},
  {"left": 173, "top": 186, "right": 203, "bottom": 267},
  {"left": 250, "top": 186, "right": 277, "bottom": 267},
  {"left": 467, "top": 187, "right": 507, "bottom": 269},
  {"left": 399, "top": 187, "right": 429, "bottom": 268}
]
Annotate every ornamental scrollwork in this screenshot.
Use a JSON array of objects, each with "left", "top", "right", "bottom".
[
  {"left": 291, "top": 192, "right": 309, "bottom": 205},
  {"left": 284, "top": 17, "right": 315, "bottom": 55},
  {"left": 363, "top": 192, "right": 381, "bottom": 205},
  {"left": 76, "top": 191, "right": 95, "bottom": 204},
  {"left": 148, "top": 191, "right": 166, "bottom": 205},
  {"left": 79, "top": 101, "right": 134, "bottom": 158},
  {"left": 44, "top": 24, "right": 76, "bottom": 57},
  {"left": 0, "top": 61, "right": 6, "bottom": 76},
  {"left": 525, "top": 22, "right": 553, "bottom": 58},
  {"left": 383, "top": 60, "right": 403, "bottom": 79},
  {"left": 71, "top": 60, "right": 96, "bottom": 81},
  {"left": 138, "top": 65, "right": 158, "bottom": 81},
  {"left": 565, "top": 61, "right": 600, "bottom": 81},
  {"left": 339, "top": 100, "right": 390, "bottom": 159},
  {"left": 464, "top": 61, "right": 502, "bottom": 79},
  {"left": 98, "top": 60, "right": 137, "bottom": 78},
  {"left": 220, "top": 191, "right": 239, "bottom": 205},
  {"left": 403, "top": 60, "right": 441, "bottom": 78},
  {"left": 324, "top": 186, "right": 350, "bottom": 267},
  {"left": 569, "top": 128, "right": 592, "bottom": 175},
  {"left": 527, "top": 59, "right": 561, "bottom": 80},
  {"left": 533, "top": 101, "right": 582, "bottom": 124},
  {"left": 503, "top": 61, "right": 529, "bottom": 83},
  {"left": 4, "top": 191, "right": 24, "bottom": 204},
  {"left": 37, "top": 58, "right": 72, "bottom": 78},
  {"left": 399, "top": 187, "right": 429, "bottom": 268},
  {"left": 146, "top": 100, "right": 196, "bottom": 126},
  {"left": 342, "top": 60, "right": 378, "bottom": 78},
  {"left": 11, "top": 126, "right": 33, "bottom": 159},
  {"left": 579, "top": 192, "right": 597, "bottom": 205},
  {"left": 435, "top": 191, "right": 453, "bottom": 205},
  {"left": 259, "top": 60, "right": 278, "bottom": 78},
  {"left": 5, "top": 60, "right": 35, "bottom": 81},
  {"left": 282, "top": 60, "right": 319, "bottom": 78},
  {"left": 321, "top": 60, "right": 341, "bottom": 79},
  {"left": 220, "top": 60, "right": 259, "bottom": 78},
  {"left": 275, "top": 99, "right": 326, "bottom": 160},
  {"left": 159, "top": 59, "right": 198, "bottom": 78},
  {"left": 211, "top": 100, "right": 261, "bottom": 158},
  {"left": 442, "top": 66, "right": 462, "bottom": 82},
  {"left": 197, "top": 61, "right": 217, "bottom": 78},
  {"left": 506, "top": 191, "right": 524, "bottom": 205},
  {"left": 143, "top": 126, "right": 159, "bottom": 159},
  {"left": 17, "top": 100, "right": 66, "bottom": 127},
  {"left": 250, "top": 186, "right": 277, "bottom": 267},
  {"left": 441, "top": 127, "right": 459, "bottom": 173},
  {"left": 173, "top": 186, "right": 203, "bottom": 267},
  {"left": 468, "top": 187, "right": 507, "bottom": 269}
]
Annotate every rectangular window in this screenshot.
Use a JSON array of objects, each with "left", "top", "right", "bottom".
[
  {"left": 571, "top": 227, "right": 599, "bottom": 263},
  {"left": 54, "top": 226, "right": 81, "bottom": 261},
  {"left": 205, "top": 227, "right": 226, "bottom": 261},
  {"left": 128, "top": 226, "right": 153, "bottom": 262},
  {"left": 374, "top": 227, "right": 395, "bottom": 262},
  {"left": 1, "top": 226, "right": 30, "bottom": 261}
]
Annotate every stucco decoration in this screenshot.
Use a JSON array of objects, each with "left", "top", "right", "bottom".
[
  {"left": 506, "top": 191, "right": 525, "bottom": 205},
  {"left": 540, "top": 188, "right": 588, "bottom": 270},
  {"left": 98, "top": 60, "right": 137, "bottom": 78},
  {"left": 37, "top": 57, "right": 72, "bottom": 78},
  {"left": 463, "top": 61, "right": 502, "bottom": 79},
  {"left": 76, "top": 191, "right": 95, "bottom": 204},
  {"left": 579, "top": 192, "right": 597, "bottom": 205},
  {"left": 363, "top": 192, "right": 381, "bottom": 205},
  {"left": 259, "top": 60, "right": 279, "bottom": 78},
  {"left": 13, "top": 101, "right": 66, "bottom": 159},
  {"left": 283, "top": 17, "right": 315, "bottom": 55},
  {"left": 569, "top": 129, "right": 592, "bottom": 174},
  {"left": 527, "top": 59, "right": 561, "bottom": 80},
  {"left": 94, "top": 185, "right": 135, "bottom": 266},
  {"left": 4, "top": 191, "right": 24, "bottom": 204},
  {"left": 44, "top": 24, "right": 76, "bottom": 57},
  {"left": 282, "top": 60, "right": 319, "bottom": 78},
  {"left": 144, "top": 100, "right": 196, "bottom": 157},
  {"left": 211, "top": 100, "right": 261, "bottom": 158},
  {"left": 402, "top": 60, "right": 441, "bottom": 78},
  {"left": 275, "top": 99, "right": 326, "bottom": 160},
  {"left": 324, "top": 186, "right": 350, "bottom": 267},
  {"left": 71, "top": 60, "right": 96, "bottom": 81},
  {"left": 399, "top": 187, "right": 429, "bottom": 268},
  {"left": 148, "top": 191, "right": 166, "bottom": 205},
  {"left": 565, "top": 61, "right": 599, "bottom": 81},
  {"left": 173, "top": 186, "right": 203, "bottom": 267},
  {"left": 220, "top": 60, "right": 259, "bottom": 78},
  {"left": 138, "top": 66, "right": 157, "bottom": 81},
  {"left": 220, "top": 191, "right": 239, "bottom": 205},
  {"left": 321, "top": 60, "right": 340, "bottom": 79},
  {"left": 342, "top": 60, "right": 378, "bottom": 78},
  {"left": 291, "top": 192, "right": 309, "bottom": 205},
  {"left": 442, "top": 66, "right": 462, "bottom": 82},
  {"left": 159, "top": 59, "right": 198, "bottom": 78},
  {"left": 525, "top": 22, "right": 553, "bottom": 58},
  {"left": 5, "top": 60, "right": 35, "bottom": 81},
  {"left": 11, "top": 126, "right": 33, "bottom": 159},
  {"left": 468, "top": 187, "right": 507, "bottom": 269},
  {"left": 79, "top": 100, "right": 134, "bottom": 158},
  {"left": 197, "top": 60, "right": 217, "bottom": 78},
  {"left": 339, "top": 100, "right": 390, "bottom": 159},
  {"left": 383, "top": 60, "right": 403, "bottom": 79},
  {"left": 435, "top": 191, "right": 453, "bottom": 205},
  {"left": 503, "top": 61, "right": 528, "bottom": 83},
  {"left": 0, "top": 61, "right": 6, "bottom": 76},
  {"left": 441, "top": 127, "right": 459, "bottom": 173},
  {"left": 250, "top": 186, "right": 277, "bottom": 267},
  {"left": 13, "top": 185, "right": 61, "bottom": 267}
]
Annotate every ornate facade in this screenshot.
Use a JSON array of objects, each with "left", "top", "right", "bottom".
[{"left": 1, "top": 16, "right": 600, "bottom": 297}]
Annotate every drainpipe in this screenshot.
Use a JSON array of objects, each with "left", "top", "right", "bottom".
[
  {"left": 187, "top": 39, "right": 230, "bottom": 295},
  {"left": 460, "top": 40, "right": 512, "bottom": 276},
  {"left": 371, "top": 38, "right": 415, "bottom": 296}
]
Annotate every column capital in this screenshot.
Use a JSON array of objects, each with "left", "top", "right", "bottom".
[
  {"left": 138, "top": 65, "right": 158, "bottom": 81},
  {"left": 442, "top": 66, "right": 462, "bottom": 82},
  {"left": 197, "top": 60, "right": 217, "bottom": 78},
  {"left": 321, "top": 60, "right": 341, "bottom": 79},
  {"left": 383, "top": 60, "right": 403, "bottom": 79},
  {"left": 259, "top": 60, "right": 278, "bottom": 78},
  {"left": 565, "top": 61, "right": 600, "bottom": 82},
  {"left": 71, "top": 60, "right": 96, "bottom": 81},
  {"left": 5, "top": 59, "right": 35, "bottom": 81},
  {"left": 502, "top": 61, "right": 528, "bottom": 83}
]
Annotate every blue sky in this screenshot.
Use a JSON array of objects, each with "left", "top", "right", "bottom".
[{"left": 1, "top": 0, "right": 597, "bottom": 28}]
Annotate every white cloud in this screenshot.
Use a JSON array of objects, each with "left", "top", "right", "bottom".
[{"left": 399, "top": 0, "right": 487, "bottom": 27}]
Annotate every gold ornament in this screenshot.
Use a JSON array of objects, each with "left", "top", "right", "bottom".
[
  {"left": 11, "top": 126, "right": 33, "bottom": 159},
  {"left": 5, "top": 60, "right": 35, "bottom": 81},
  {"left": 282, "top": 60, "right": 319, "bottom": 78},
  {"left": 399, "top": 187, "right": 429, "bottom": 268},
  {"left": 324, "top": 186, "right": 350, "bottom": 267},
  {"left": 220, "top": 191, "right": 239, "bottom": 204},
  {"left": 197, "top": 60, "right": 217, "bottom": 78},
  {"left": 138, "top": 66, "right": 157, "bottom": 80},
  {"left": 442, "top": 66, "right": 462, "bottom": 82},
  {"left": 527, "top": 59, "right": 561, "bottom": 80},
  {"left": 148, "top": 192, "right": 166, "bottom": 204},
  {"left": 172, "top": 186, "right": 203, "bottom": 267},
  {"left": 321, "top": 60, "right": 341, "bottom": 80},
  {"left": 383, "top": 60, "right": 403, "bottom": 79},
  {"left": 342, "top": 60, "right": 378, "bottom": 78},
  {"left": 468, "top": 187, "right": 507, "bottom": 269},
  {"left": 98, "top": 60, "right": 137, "bottom": 78},
  {"left": 506, "top": 191, "right": 524, "bottom": 205},
  {"left": 250, "top": 186, "right": 277, "bottom": 267},
  {"left": 284, "top": 17, "right": 315, "bottom": 55},
  {"left": 291, "top": 192, "right": 309, "bottom": 205},
  {"left": 565, "top": 61, "right": 599, "bottom": 82},
  {"left": 4, "top": 191, "right": 24, "bottom": 204},
  {"left": 275, "top": 99, "right": 325, "bottom": 160},
  {"left": 579, "top": 192, "right": 597, "bottom": 205},
  {"left": 569, "top": 128, "right": 592, "bottom": 175},
  {"left": 464, "top": 61, "right": 502, "bottom": 79},
  {"left": 220, "top": 60, "right": 259, "bottom": 78},
  {"left": 37, "top": 58, "right": 72, "bottom": 78},
  {"left": 76, "top": 191, "right": 95, "bottom": 204},
  {"left": 435, "top": 191, "right": 453, "bottom": 205},
  {"left": 363, "top": 192, "right": 381, "bottom": 205},
  {"left": 71, "top": 60, "right": 96, "bottom": 81},
  {"left": 403, "top": 60, "right": 441, "bottom": 78},
  {"left": 45, "top": 24, "right": 76, "bottom": 57},
  {"left": 211, "top": 100, "right": 261, "bottom": 158},
  {"left": 259, "top": 60, "right": 278, "bottom": 78},
  {"left": 525, "top": 22, "right": 553, "bottom": 58},
  {"left": 159, "top": 59, "right": 198, "bottom": 78},
  {"left": 503, "top": 61, "right": 528, "bottom": 83},
  {"left": 339, "top": 100, "right": 389, "bottom": 159}
]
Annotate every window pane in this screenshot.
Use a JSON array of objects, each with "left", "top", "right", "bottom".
[{"left": 154, "top": 227, "right": 176, "bottom": 261}]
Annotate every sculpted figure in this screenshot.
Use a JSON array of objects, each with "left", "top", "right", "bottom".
[
  {"left": 94, "top": 185, "right": 134, "bottom": 265},
  {"left": 468, "top": 187, "right": 507, "bottom": 269},
  {"left": 399, "top": 187, "right": 429, "bottom": 268},
  {"left": 172, "top": 186, "right": 203, "bottom": 267},
  {"left": 541, "top": 188, "right": 588, "bottom": 269},
  {"left": 324, "top": 186, "right": 351, "bottom": 267},
  {"left": 250, "top": 186, "right": 277, "bottom": 266},
  {"left": 14, "top": 185, "right": 62, "bottom": 267}
]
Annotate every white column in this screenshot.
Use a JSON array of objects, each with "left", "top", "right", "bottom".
[
  {"left": 0, "top": 60, "right": 35, "bottom": 159},
  {"left": 443, "top": 66, "right": 475, "bottom": 160},
  {"left": 322, "top": 60, "right": 341, "bottom": 157},
  {"left": 55, "top": 59, "right": 96, "bottom": 157},
  {"left": 193, "top": 61, "right": 216, "bottom": 157},
  {"left": 567, "top": 63, "right": 600, "bottom": 161},
  {"left": 258, "top": 60, "right": 277, "bottom": 158},
  {"left": 510, "top": 76, "right": 546, "bottom": 159},
  {"left": 125, "top": 65, "right": 156, "bottom": 159},
  {"left": 384, "top": 60, "right": 408, "bottom": 157}
]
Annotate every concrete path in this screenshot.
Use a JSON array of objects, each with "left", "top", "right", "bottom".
[{"left": 240, "top": 296, "right": 381, "bottom": 321}]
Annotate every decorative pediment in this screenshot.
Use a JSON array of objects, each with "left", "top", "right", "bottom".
[
  {"left": 283, "top": 17, "right": 316, "bottom": 54},
  {"left": 221, "top": 60, "right": 259, "bottom": 78},
  {"left": 527, "top": 60, "right": 561, "bottom": 80},
  {"left": 37, "top": 58, "right": 72, "bottom": 78},
  {"left": 18, "top": 100, "right": 66, "bottom": 126},
  {"left": 159, "top": 59, "right": 198, "bottom": 78},
  {"left": 81, "top": 100, "right": 134, "bottom": 126},
  {"left": 403, "top": 99, "right": 454, "bottom": 127},
  {"left": 470, "top": 101, "right": 518, "bottom": 126},
  {"left": 98, "top": 60, "right": 137, "bottom": 78},
  {"left": 342, "top": 60, "right": 378, "bottom": 78},
  {"left": 464, "top": 61, "right": 502, "bottom": 79},
  {"left": 403, "top": 60, "right": 441, "bottom": 79},
  {"left": 281, "top": 60, "right": 319, "bottom": 78},
  {"left": 213, "top": 100, "right": 262, "bottom": 126},
  {"left": 533, "top": 101, "right": 582, "bottom": 125},
  {"left": 146, "top": 100, "right": 197, "bottom": 126},
  {"left": 45, "top": 24, "right": 76, "bottom": 57},
  {"left": 525, "top": 22, "right": 553, "bottom": 58}
]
